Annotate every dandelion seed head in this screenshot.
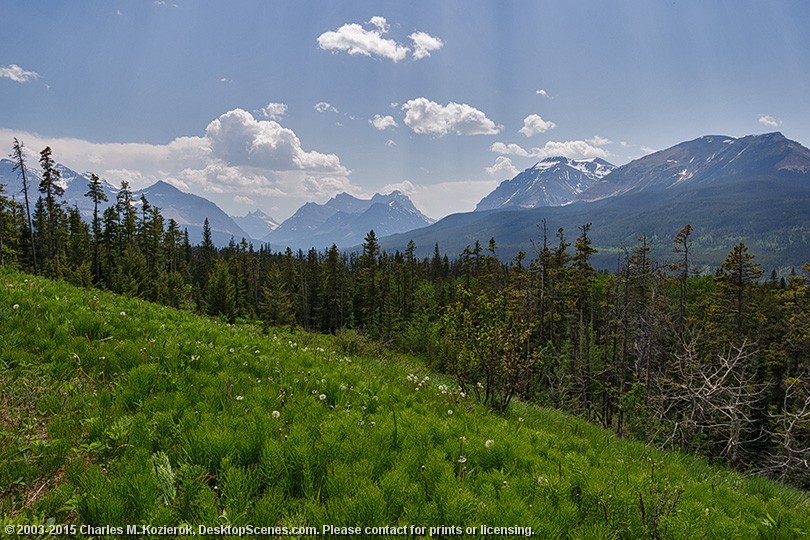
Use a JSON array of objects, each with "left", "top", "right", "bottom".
[
  {"left": 272, "top": 410, "right": 280, "bottom": 418},
  {"left": 236, "top": 395, "right": 244, "bottom": 401},
  {"left": 447, "top": 409, "right": 453, "bottom": 415},
  {"left": 485, "top": 439, "right": 494, "bottom": 448},
  {"left": 12, "top": 304, "right": 19, "bottom": 310},
  {"left": 119, "top": 311, "right": 127, "bottom": 316},
  {"left": 319, "top": 394, "right": 327, "bottom": 401}
]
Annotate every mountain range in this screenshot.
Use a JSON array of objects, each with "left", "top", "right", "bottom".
[
  {"left": 2, "top": 131, "right": 809, "bottom": 269},
  {"left": 263, "top": 191, "right": 435, "bottom": 250},
  {"left": 379, "top": 132, "right": 810, "bottom": 271},
  {"left": 0, "top": 158, "right": 434, "bottom": 250}
]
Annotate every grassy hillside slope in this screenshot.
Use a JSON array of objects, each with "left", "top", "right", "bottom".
[{"left": 1, "top": 267, "right": 808, "bottom": 538}]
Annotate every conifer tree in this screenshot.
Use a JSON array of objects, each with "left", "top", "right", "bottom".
[
  {"left": 11, "top": 138, "right": 36, "bottom": 273},
  {"left": 38, "top": 146, "right": 65, "bottom": 272},
  {"left": 85, "top": 173, "right": 108, "bottom": 282}
]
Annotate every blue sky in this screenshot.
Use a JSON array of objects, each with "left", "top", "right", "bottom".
[{"left": 2, "top": 1, "right": 809, "bottom": 220}]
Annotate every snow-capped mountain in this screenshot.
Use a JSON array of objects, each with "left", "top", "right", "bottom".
[
  {"left": 379, "top": 131, "right": 810, "bottom": 270},
  {"left": 580, "top": 132, "right": 810, "bottom": 201},
  {"left": 265, "top": 191, "right": 434, "bottom": 249},
  {"left": 0, "top": 159, "right": 118, "bottom": 218},
  {"left": 0, "top": 159, "right": 250, "bottom": 246},
  {"left": 476, "top": 157, "right": 615, "bottom": 211},
  {"left": 232, "top": 209, "right": 280, "bottom": 241}
]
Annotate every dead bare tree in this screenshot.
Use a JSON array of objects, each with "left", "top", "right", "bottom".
[{"left": 656, "top": 335, "right": 766, "bottom": 466}]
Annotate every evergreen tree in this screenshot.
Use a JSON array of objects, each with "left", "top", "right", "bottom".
[
  {"left": 84, "top": 173, "right": 108, "bottom": 282},
  {"left": 38, "top": 146, "right": 65, "bottom": 272},
  {"left": 10, "top": 138, "right": 37, "bottom": 273},
  {"left": 358, "top": 230, "right": 381, "bottom": 332},
  {"left": 259, "top": 263, "right": 296, "bottom": 326},
  {"left": 206, "top": 259, "right": 237, "bottom": 321},
  {"left": 715, "top": 242, "right": 764, "bottom": 337}
]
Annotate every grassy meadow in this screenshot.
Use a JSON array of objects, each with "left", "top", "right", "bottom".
[{"left": 1, "top": 266, "right": 808, "bottom": 539}]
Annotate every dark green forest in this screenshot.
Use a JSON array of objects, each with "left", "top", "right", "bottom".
[{"left": 3, "top": 142, "right": 809, "bottom": 489}]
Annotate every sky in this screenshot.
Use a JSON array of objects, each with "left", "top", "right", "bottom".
[{"left": 2, "top": 1, "right": 809, "bottom": 221}]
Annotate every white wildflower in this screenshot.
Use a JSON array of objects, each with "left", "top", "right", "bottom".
[
  {"left": 457, "top": 455, "right": 467, "bottom": 464},
  {"left": 272, "top": 410, "right": 280, "bottom": 418},
  {"left": 485, "top": 439, "right": 494, "bottom": 448},
  {"left": 319, "top": 394, "right": 327, "bottom": 401},
  {"left": 447, "top": 409, "right": 453, "bottom": 415},
  {"left": 236, "top": 395, "right": 244, "bottom": 401},
  {"left": 12, "top": 304, "right": 19, "bottom": 310},
  {"left": 119, "top": 311, "right": 127, "bottom": 316}
]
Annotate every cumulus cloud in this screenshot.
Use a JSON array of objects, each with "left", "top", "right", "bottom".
[
  {"left": 381, "top": 179, "right": 416, "bottom": 196},
  {"left": 370, "top": 114, "right": 398, "bottom": 130},
  {"left": 315, "top": 101, "right": 338, "bottom": 114},
  {"left": 409, "top": 31, "right": 444, "bottom": 60},
  {"left": 490, "top": 142, "right": 530, "bottom": 157},
  {"left": 317, "top": 16, "right": 443, "bottom": 62},
  {"left": 518, "top": 114, "right": 556, "bottom": 137},
  {"left": 587, "top": 135, "right": 612, "bottom": 146},
  {"left": 486, "top": 156, "right": 520, "bottom": 178},
  {"left": 234, "top": 195, "right": 256, "bottom": 205},
  {"left": 317, "top": 16, "right": 410, "bottom": 62},
  {"left": 0, "top": 107, "right": 354, "bottom": 218},
  {"left": 402, "top": 98, "right": 501, "bottom": 136},
  {"left": 0, "top": 64, "right": 40, "bottom": 83},
  {"left": 758, "top": 114, "right": 781, "bottom": 128},
  {"left": 258, "top": 102, "right": 288, "bottom": 120},
  {"left": 490, "top": 139, "right": 608, "bottom": 160},
  {"left": 205, "top": 108, "right": 347, "bottom": 173}
]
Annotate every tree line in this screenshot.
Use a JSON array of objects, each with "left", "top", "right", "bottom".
[{"left": 2, "top": 141, "right": 809, "bottom": 488}]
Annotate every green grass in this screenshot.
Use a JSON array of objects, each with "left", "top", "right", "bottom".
[{"left": 1, "top": 266, "right": 808, "bottom": 539}]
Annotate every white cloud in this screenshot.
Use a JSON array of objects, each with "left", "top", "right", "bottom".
[
  {"left": 490, "top": 139, "right": 608, "bottom": 160},
  {"left": 219, "top": 77, "right": 232, "bottom": 84},
  {"left": 317, "top": 16, "right": 443, "bottom": 62},
  {"left": 518, "top": 114, "right": 556, "bottom": 137},
  {"left": 258, "top": 102, "right": 288, "bottom": 120},
  {"left": 490, "top": 142, "right": 530, "bottom": 157},
  {"left": 486, "top": 156, "right": 519, "bottom": 178},
  {"left": 758, "top": 114, "right": 781, "bottom": 128},
  {"left": 640, "top": 146, "right": 656, "bottom": 154},
  {"left": 409, "top": 31, "right": 444, "bottom": 60},
  {"left": 317, "top": 16, "right": 410, "bottom": 62},
  {"left": 368, "top": 16, "right": 389, "bottom": 33},
  {"left": 587, "top": 135, "right": 612, "bottom": 146},
  {"left": 0, "top": 64, "right": 40, "bottom": 83},
  {"left": 370, "top": 114, "right": 398, "bottom": 130},
  {"left": 402, "top": 98, "right": 501, "bottom": 136},
  {"left": 381, "top": 179, "right": 416, "bottom": 196},
  {"left": 536, "top": 88, "right": 551, "bottom": 98},
  {"left": 205, "top": 108, "right": 347, "bottom": 173},
  {"left": 315, "top": 101, "right": 338, "bottom": 114},
  {"left": 385, "top": 139, "right": 396, "bottom": 147},
  {"left": 234, "top": 195, "right": 256, "bottom": 205},
  {"left": 0, "top": 107, "right": 355, "bottom": 220}
]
